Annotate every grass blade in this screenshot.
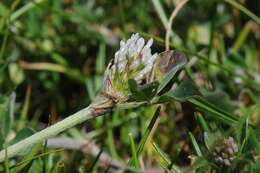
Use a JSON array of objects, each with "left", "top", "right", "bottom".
[
  {"left": 224, "top": 0, "right": 260, "bottom": 25},
  {"left": 152, "top": 142, "right": 181, "bottom": 173},
  {"left": 188, "top": 132, "right": 202, "bottom": 157},
  {"left": 86, "top": 149, "right": 103, "bottom": 173},
  {"left": 10, "top": 0, "right": 46, "bottom": 22},
  {"left": 151, "top": 0, "right": 168, "bottom": 29},
  {"left": 128, "top": 133, "right": 140, "bottom": 169},
  {"left": 128, "top": 106, "right": 161, "bottom": 166},
  {"left": 195, "top": 112, "right": 209, "bottom": 132},
  {"left": 189, "top": 97, "right": 238, "bottom": 125}
]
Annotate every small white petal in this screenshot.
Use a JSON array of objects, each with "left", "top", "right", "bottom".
[
  {"left": 109, "top": 33, "right": 157, "bottom": 87},
  {"left": 136, "top": 38, "right": 145, "bottom": 53},
  {"left": 146, "top": 38, "right": 153, "bottom": 48},
  {"left": 126, "top": 38, "right": 132, "bottom": 45},
  {"left": 118, "top": 48, "right": 127, "bottom": 61},
  {"left": 120, "top": 40, "right": 125, "bottom": 47},
  {"left": 128, "top": 44, "right": 136, "bottom": 57},
  {"left": 141, "top": 50, "right": 151, "bottom": 62},
  {"left": 119, "top": 47, "right": 126, "bottom": 55},
  {"left": 114, "top": 51, "right": 120, "bottom": 63},
  {"left": 132, "top": 33, "right": 139, "bottom": 41}
]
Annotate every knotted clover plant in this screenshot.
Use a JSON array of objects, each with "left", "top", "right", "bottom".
[{"left": 0, "top": 33, "right": 187, "bottom": 162}]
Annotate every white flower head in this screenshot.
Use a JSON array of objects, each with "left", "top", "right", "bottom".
[
  {"left": 91, "top": 33, "right": 187, "bottom": 113},
  {"left": 102, "top": 33, "right": 158, "bottom": 103}
]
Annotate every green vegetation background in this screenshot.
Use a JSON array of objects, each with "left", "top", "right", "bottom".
[{"left": 0, "top": 0, "right": 259, "bottom": 172}]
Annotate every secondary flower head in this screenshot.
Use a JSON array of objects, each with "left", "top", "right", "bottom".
[
  {"left": 102, "top": 33, "right": 157, "bottom": 103},
  {"left": 213, "top": 136, "right": 238, "bottom": 166}
]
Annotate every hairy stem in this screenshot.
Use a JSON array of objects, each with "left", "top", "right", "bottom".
[{"left": 0, "top": 105, "right": 99, "bottom": 162}]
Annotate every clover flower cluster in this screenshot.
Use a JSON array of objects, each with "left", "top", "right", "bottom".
[
  {"left": 102, "top": 33, "right": 157, "bottom": 102},
  {"left": 213, "top": 137, "right": 238, "bottom": 166}
]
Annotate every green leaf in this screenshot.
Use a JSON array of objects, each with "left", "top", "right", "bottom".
[
  {"left": 139, "top": 81, "right": 159, "bottom": 100},
  {"left": 166, "top": 78, "right": 201, "bottom": 101},
  {"left": 128, "top": 79, "right": 159, "bottom": 101},
  {"left": 166, "top": 79, "right": 240, "bottom": 125},
  {"left": 204, "top": 90, "right": 236, "bottom": 113},
  {"left": 128, "top": 79, "right": 141, "bottom": 98},
  {"left": 156, "top": 50, "right": 187, "bottom": 94}
]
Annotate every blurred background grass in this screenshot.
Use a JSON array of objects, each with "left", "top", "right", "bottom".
[{"left": 0, "top": 0, "right": 259, "bottom": 172}]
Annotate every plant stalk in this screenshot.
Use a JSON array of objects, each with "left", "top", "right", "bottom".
[{"left": 0, "top": 105, "right": 99, "bottom": 162}]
